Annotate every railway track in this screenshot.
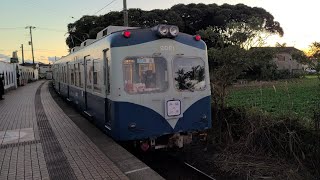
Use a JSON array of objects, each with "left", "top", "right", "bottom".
[
  {"left": 49, "top": 82, "right": 217, "bottom": 180},
  {"left": 127, "top": 148, "right": 216, "bottom": 180}
]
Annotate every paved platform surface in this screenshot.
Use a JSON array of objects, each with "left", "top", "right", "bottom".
[{"left": 0, "top": 81, "right": 163, "bottom": 180}]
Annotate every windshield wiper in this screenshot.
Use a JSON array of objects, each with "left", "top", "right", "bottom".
[{"left": 181, "top": 83, "right": 194, "bottom": 92}]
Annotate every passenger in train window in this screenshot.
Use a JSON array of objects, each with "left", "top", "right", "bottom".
[
  {"left": 144, "top": 70, "right": 156, "bottom": 88},
  {"left": 0, "top": 73, "right": 4, "bottom": 100}
]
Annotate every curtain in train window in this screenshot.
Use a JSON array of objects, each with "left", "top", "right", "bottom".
[
  {"left": 173, "top": 57, "right": 206, "bottom": 91},
  {"left": 123, "top": 57, "right": 168, "bottom": 94},
  {"left": 93, "top": 60, "right": 102, "bottom": 93}
]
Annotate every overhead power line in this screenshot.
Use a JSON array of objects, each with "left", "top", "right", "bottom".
[
  {"left": 0, "top": 27, "right": 25, "bottom": 30},
  {"left": 0, "top": 27, "right": 66, "bottom": 33},
  {"left": 37, "top": 27, "right": 66, "bottom": 32},
  {"left": 93, "top": 0, "right": 119, "bottom": 15}
]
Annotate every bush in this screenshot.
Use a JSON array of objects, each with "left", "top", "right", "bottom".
[
  {"left": 273, "top": 69, "right": 291, "bottom": 79},
  {"left": 210, "top": 107, "right": 320, "bottom": 179}
]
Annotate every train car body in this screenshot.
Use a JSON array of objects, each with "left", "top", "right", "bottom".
[{"left": 53, "top": 25, "right": 211, "bottom": 149}]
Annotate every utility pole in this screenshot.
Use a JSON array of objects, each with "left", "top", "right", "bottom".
[
  {"left": 20, "top": 44, "right": 24, "bottom": 65},
  {"left": 123, "top": 0, "right": 128, "bottom": 26},
  {"left": 26, "top": 26, "right": 36, "bottom": 66}
]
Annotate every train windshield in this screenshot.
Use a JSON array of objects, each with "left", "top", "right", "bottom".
[
  {"left": 123, "top": 57, "right": 168, "bottom": 94},
  {"left": 173, "top": 57, "right": 206, "bottom": 92}
]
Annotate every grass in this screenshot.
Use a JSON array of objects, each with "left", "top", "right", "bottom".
[{"left": 226, "top": 77, "right": 320, "bottom": 121}]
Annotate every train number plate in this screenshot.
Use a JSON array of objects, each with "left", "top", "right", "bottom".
[{"left": 166, "top": 100, "right": 181, "bottom": 117}]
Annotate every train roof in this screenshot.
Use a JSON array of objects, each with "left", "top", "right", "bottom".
[{"left": 56, "top": 25, "right": 206, "bottom": 64}]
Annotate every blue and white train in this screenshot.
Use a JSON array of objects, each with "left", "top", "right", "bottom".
[{"left": 53, "top": 24, "right": 211, "bottom": 149}]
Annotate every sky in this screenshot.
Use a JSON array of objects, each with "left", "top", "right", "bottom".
[{"left": 1, "top": 0, "right": 320, "bottom": 63}]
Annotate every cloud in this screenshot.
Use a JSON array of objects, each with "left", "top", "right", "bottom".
[{"left": 0, "top": 54, "right": 10, "bottom": 62}]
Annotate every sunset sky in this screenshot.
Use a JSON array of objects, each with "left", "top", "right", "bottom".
[{"left": 1, "top": 0, "right": 320, "bottom": 63}]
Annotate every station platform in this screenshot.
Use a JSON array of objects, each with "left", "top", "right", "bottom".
[{"left": 0, "top": 81, "right": 164, "bottom": 180}]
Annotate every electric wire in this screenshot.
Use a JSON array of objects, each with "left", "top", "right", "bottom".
[
  {"left": 37, "top": 27, "right": 66, "bottom": 33},
  {"left": 93, "top": 0, "right": 119, "bottom": 15},
  {"left": 0, "top": 27, "right": 25, "bottom": 30}
]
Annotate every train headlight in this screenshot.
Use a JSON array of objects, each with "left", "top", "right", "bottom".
[
  {"left": 157, "top": 25, "right": 169, "bottom": 37},
  {"left": 169, "top": 26, "right": 179, "bottom": 37}
]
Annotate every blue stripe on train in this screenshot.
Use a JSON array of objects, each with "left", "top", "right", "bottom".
[
  {"left": 110, "top": 29, "right": 206, "bottom": 50},
  {"left": 111, "top": 96, "right": 211, "bottom": 141},
  {"left": 60, "top": 85, "right": 211, "bottom": 141}
]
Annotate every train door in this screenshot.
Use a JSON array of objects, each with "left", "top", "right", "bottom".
[{"left": 103, "top": 49, "right": 111, "bottom": 130}]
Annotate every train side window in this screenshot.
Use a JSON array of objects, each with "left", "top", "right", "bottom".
[
  {"left": 74, "top": 64, "right": 78, "bottom": 86},
  {"left": 65, "top": 65, "right": 67, "bottom": 83},
  {"left": 173, "top": 57, "right": 206, "bottom": 91},
  {"left": 5, "top": 72, "right": 7, "bottom": 85},
  {"left": 86, "top": 59, "right": 93, "bottom": 90},
  {"left": 123, "top": 56, "right": 168, "bottom": 94},
  {"left": 70, "top": 63, "right": 75, "bottom": 85},
  {"left": 93, "top": 60, "right": 102, "bottom": 93},
  {"left": 64, "top": 66, "right": 67, "bottom": 83},
  {"left": 64, "top": 66, "right": 66, "bottom": 83},
  {"left": 103, "top": 49, "right": 110, "bottom": 95},
  {"left": 60, "top": 66, "right": 62, "bottom": 82},
  {"left": 62, "top": 66, "right": 64, "bottom": 82},
  {"left": 79, "top": 63, "right": 83, "bottom": 88}
]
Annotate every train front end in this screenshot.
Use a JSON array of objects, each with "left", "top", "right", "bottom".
[{"left": 110, "top": 25, "right": 211, "bottom": 149}]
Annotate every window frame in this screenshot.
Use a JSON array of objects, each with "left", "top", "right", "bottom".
[
  {"left": 122, "top": 56, "right": 169, "bottom": 95},
  {"left": 172, "top": 56, "right": 206, "bottom": 92}
]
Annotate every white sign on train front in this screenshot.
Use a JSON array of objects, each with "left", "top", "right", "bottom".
[{"left": 167, "top": 100, "right": 181, "bottom": 116}]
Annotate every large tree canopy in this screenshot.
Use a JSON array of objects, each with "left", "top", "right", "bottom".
[{"left": 65, "top": 3, "right": 283, "bottom": 49}]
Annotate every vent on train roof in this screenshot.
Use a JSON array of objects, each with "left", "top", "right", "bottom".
[
  {"left": 80, "top": 39, "right": 95, "bottom": 48},
  {"left": 70, "top": 46, "right": 80, "bottom": 53},
  {"left": 96, "top": 26, "right": 139, "bottom": 39}
]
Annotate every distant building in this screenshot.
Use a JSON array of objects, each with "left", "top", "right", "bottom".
[
  {"left": 10, "top": 51, "right": 19, "bottom": 63},
  {"left": 37, "top": 62, "right": 52, "bottom": 79},
  {"left": 18, "top": 62, "right": 39, "bottom": 82},
  {"left": 253, "top": 47, "right": 304, "bottom": 73},
  {"left": 274, "top": 47, "right": 304, "bottom": 71},
  {"left": 0, "top": 61, "right": 17, "bottom": 91}
]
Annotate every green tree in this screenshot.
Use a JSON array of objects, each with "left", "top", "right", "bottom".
[
  {"left": 65, "top": 3, "right": 284, "bottom": 49},
  {"left": 308, "top": 42, "right": 320, "bottom": 79},
  {"left": 246, "top": 48, "right": 277, "bottom": 80},
  {"left": 209, "top": 46, "right": 248, "bottom": 109}
]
